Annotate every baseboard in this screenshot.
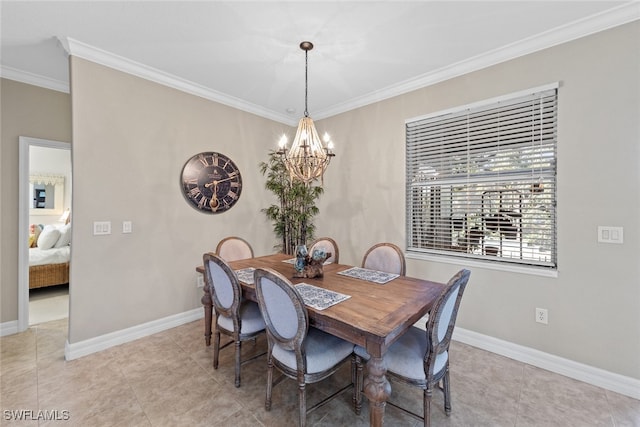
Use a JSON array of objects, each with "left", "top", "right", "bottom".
[
  {"left": 64, "top": 308, "right": 203, "bottom": 361},
  {"left": 0, "top": 320, "right": 19, "bottom": 337},
  {"left": 11, "top": 310, "right": 639, "bottom": 400},
  {"left": 453, "top": 327, "right": 640, "bottom": 400}
]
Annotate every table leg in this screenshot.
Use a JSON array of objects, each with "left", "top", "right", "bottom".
[
  {"left": 201, "top": 283, "right": 212, "bottom": 346},
  {"left": 363, "top": 356, "right": 391, "bottom": 427}
]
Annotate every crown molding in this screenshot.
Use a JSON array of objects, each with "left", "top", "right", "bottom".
[
  {"left": 59, "top": 37, "right": 296, "bottom": 125},
  {"left": 315, "top": 2, "right": 640, "bottom": 120},
  {"left": 0, "top": 65, "right": 69, "bottom": 93},
  {"left": 4, "top": 3, "right": 637, "bottom": 124}
]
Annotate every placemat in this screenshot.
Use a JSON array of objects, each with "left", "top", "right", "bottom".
[
  {"left": 295, "top": 283, "right": 350, "bottom": 310},
  {"left": 234, "top": 267, "right": 256, "bottom": 284},
  {"left": 337, "top": 267, "right": 399, "bottom": 284}
]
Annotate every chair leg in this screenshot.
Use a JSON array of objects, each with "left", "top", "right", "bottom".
[
  {"left": 350, "top": 355, "right": 360, "bottom": 414},
  {"left": 265, "top": 355, "right": 273, "bottom": 411},
  {"left": 443, "top": 368, "right": 452, "bottom": 415},
  {"left": 234, "top": 340, "right": 241, "bottom": 387},
  {"left": 354, "top": 355, "right": 363, "bottom": 415},
  {"left": 424, "top": 385, "right": 433, "bottom": 427},
  {"left": 298, "top": 381, "right": 306, "bottom": 427},
  {"left": 213, "top": 330, "right": 221, "bottom": 369}
]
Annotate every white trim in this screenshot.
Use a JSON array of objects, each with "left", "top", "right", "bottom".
[
  {"left": 453, "top": 327, "right": 640, "bottom": 400},
  {"left": 0, "top": 65, "right": 69, "bottom": 93},
  {"left": 406, "top": 251, "right": 559, "bottom": 278},
  {"left": 0, "top": 321, "right": 19, "bottom": 337},
  {"left": 405, "top": 82, "right": 560, "bottom": 124},
  {"left": 4, "top": 5, "right": 636, "bottom": 123},
  {"left": 58, "top": 37, "right": 297, "bottom": 126},
  {"left": 18, "top": 137, "right": 70, "bottom": 333},
  {"left": 316, "top": 3, "right": 639, "bottom": 120},
  {"left": 64, "top": 308, "right": 203, "bottom": 360}
]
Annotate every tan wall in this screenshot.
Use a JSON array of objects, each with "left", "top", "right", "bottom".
[
  {"left": 67, "top": 57, "right": 288, "bottom": 342},
  {"left": 3, "top": 21, "right": 638, "bottom": 381},
  {"left": 316, "top": 21, "right": 640, "bottom": 379},
  {"left": 0, "top": 79, "right": 71, "bottom": 322}
]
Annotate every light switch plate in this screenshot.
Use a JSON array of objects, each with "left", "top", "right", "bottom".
[
  {"left": 597, "top": 226, "right": 623, "bottom": 244},
  {"left": 93, "top": 221, "right": 111, "bottom": 235}
]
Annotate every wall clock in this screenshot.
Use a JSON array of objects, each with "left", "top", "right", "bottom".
[{"left": 180, "top": 152, "right": 242, "bottom": 214}]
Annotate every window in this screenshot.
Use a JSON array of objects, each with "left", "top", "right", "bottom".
[{"left": 406, "top": 84, "right": 558, "bottom": 269}]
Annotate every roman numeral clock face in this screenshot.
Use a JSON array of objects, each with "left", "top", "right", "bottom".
[{"left": 180, "top": 152, "right": 242, "bottom": 214}]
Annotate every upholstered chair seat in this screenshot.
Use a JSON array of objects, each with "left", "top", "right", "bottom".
[
  {"left": 216, "top": 301, "right": 265, "bottom": 336},
  {"left": 354, "top": 327, "right": 448, "bottom": 379},
  {"left": 272, "top": 328, "right": 354, "bottom": 374}
]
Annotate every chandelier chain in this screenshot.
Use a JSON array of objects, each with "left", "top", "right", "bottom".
[{"left": 304, "top": 48, "right": 309, "bottom": 117}]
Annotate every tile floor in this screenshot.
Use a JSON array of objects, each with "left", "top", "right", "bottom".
[
  {"left": 1, "top": 317, "right": 639, "bottom": 426},
  {"left": 28, "top": 284, "right": 69, "bottom": 326}
]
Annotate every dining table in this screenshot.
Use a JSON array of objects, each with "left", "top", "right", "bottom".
[{"left": 197, "top": 253, "right": 446, "bottom": 427}]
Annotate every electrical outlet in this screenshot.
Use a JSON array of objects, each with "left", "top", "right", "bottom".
[
  {"left": 535, "top": 308, "right": 548, "bottom": 324},
  {"left": 196, "top": 274, "right": 204, "bottom": 288}
]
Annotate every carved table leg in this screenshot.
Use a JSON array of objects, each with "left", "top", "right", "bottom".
[
  {"left": 201, "top": 282, "right": 212, "bottom": 346},
  {"left": 363, "top": 356, "right": 391, "bottom": 427}
]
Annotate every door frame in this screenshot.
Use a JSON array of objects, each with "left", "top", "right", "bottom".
[{"left": 18, "top": 136, "right": 71, "bottom": 332}]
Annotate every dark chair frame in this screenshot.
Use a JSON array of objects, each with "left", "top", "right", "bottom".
[
  {"left": 203, "top": 252, "right": 265, "bottom": 387},
  {"left": 254, "top": 267, "right": 357, "bottom": 427}
]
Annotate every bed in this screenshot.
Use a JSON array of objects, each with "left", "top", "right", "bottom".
[{"left": 29, "top": 223, "right": 71, "bottom": 289}]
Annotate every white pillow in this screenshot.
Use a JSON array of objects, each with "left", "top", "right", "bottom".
[
  {"left": 37, "top": 225, "right": 61, "bottom": 250},
  {"left": 54, "top": 223, "right": 71, "bottom": 248}
]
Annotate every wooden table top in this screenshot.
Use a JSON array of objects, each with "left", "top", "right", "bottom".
[{"left": 199, "top": 253, "right": 446, "bottom": 358}]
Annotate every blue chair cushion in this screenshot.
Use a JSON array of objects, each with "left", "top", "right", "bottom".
[
  {"left": 273, "top": 327, "right": 354, "bottom": 374},
  {"left": 355, "top": 326, "right": 448, "bottom": 381},
  {"left": 218, "top": 300, "right": 265, "bottom": 334}
]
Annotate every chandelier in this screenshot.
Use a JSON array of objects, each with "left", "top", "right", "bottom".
[{"left": 278, "top": 41, "right": 335, "bottom": 185}]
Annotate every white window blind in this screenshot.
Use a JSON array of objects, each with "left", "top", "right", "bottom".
[{"left": 406, "top": 86, "right": 558, "bottom": 268}]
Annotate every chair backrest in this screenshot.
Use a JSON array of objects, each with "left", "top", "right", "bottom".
[
  {"left": 425, "top": 269, "right": 471, "bottom": 377},
  {"left": 309, "top": 237, "right": 339, "bottom": 264},
  {"left": 215, "top": 236, "right": 254, "bottom": 262},
  {"left": 203, "top": 252, "right": 241, "bottom": 321},
  {"left": 361, "top": 242, "right": 406, "bottom": 275},
  {"left": 254, "top": 267, "right": 308, "bottom": 353}
]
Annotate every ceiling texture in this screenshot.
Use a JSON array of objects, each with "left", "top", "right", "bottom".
[{"left": 1, "top": 1, "right": 638, "bottom": 125}]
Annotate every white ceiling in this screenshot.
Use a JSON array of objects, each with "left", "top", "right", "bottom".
[{"left": 1, "top": 1, "right": 638, "bottom": 125}]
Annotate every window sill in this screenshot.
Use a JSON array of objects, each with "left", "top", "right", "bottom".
[{"left": 406, "top": 251, "right": 558, "bottom": 278}]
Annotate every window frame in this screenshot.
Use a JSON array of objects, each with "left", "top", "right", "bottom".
[{"left": 405, "top": 83, "right": 559, "bottom": 274}]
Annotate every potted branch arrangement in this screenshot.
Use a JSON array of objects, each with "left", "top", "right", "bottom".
[{"left": 259, "top": 150, "right": 324, "bottom": 255}]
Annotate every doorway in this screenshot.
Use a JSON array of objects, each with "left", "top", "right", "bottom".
[{"left": 18, "top": 136, "right": 71, "bottom": 331}]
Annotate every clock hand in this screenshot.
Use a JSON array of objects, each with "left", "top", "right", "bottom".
[{"left": 205, "top": 176, "right": 235, "bottom": 187}]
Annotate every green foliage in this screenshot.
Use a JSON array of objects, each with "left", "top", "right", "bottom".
[{"left": 259, "top": 150, "right": 324, "bottom": 255}]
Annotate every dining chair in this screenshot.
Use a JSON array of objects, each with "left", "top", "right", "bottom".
[
  {"left": 202, "top": 252, "right": 266, "bottom": 387},
  {"left": 361, "top": 242, "right": 406, "bottom": 276},
  {"left": 308, "top": 237, "right": 339, "bottom": 263},
  {"left": 254, "top": 267, "right": 357, "bottom": 427},
  {"left": 215, "top": 236, "right": 254, "bottom": 262},
  {"left": 354, "top": 269, "right": 471, "bottom": 426}
]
